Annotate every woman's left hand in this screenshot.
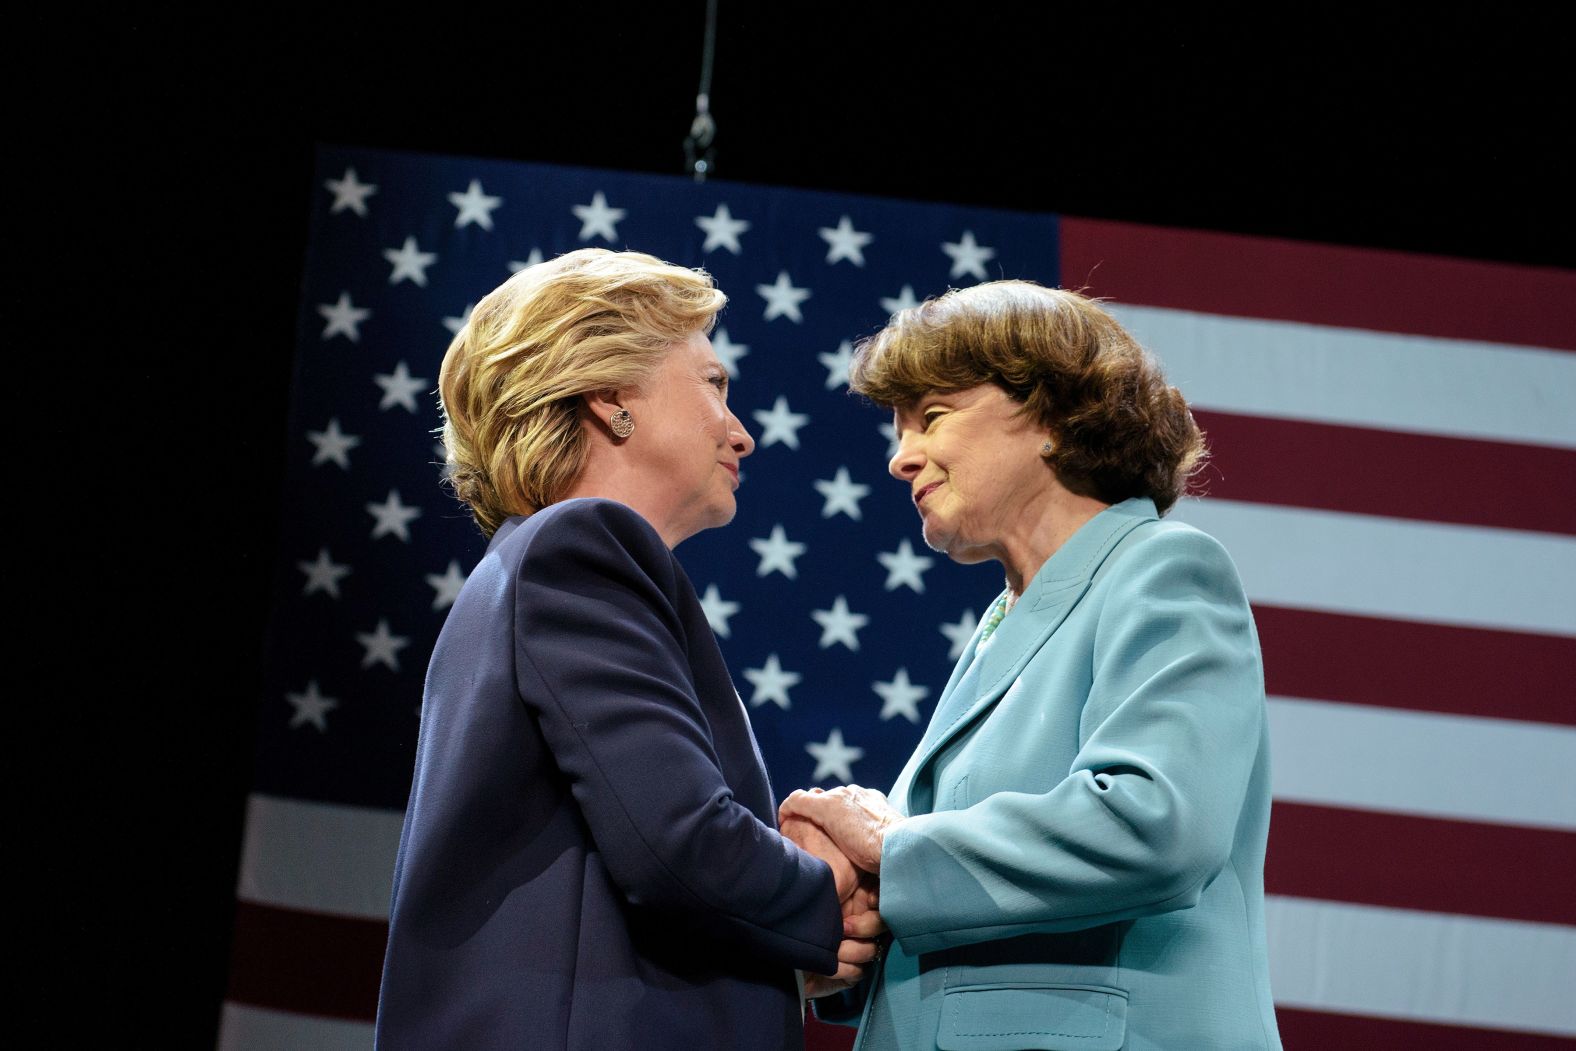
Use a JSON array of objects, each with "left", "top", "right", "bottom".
[{"left": 779, "top": 785, "right": 903, "bottom": 873}]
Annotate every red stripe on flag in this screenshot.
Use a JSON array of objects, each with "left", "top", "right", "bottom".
[
  {"left": 1254, "top": 604, "right": 1575, "bottom": 727},
  {"left": 226, "top": 901, "right": 382, "bottom": 1021},
  {"left": 1268, "top": 803, "right": 1576, "bottom": 926},
  {"left": 806, "top": 1016, "right": 857, "bottom": 1050},
  {"left": 1060, "top": 216, "right": 1576, "bottom": 351},
  {"left": 1195, "top": 409, "right": 1576, "bottom": 535},
  {"left": 1277, "top": 1007, "right": 1573, "bottom": 1049}
]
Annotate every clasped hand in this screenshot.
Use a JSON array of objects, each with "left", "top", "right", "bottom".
[{"left": 779, "top": 785, "right": 905, "bottom": 999}]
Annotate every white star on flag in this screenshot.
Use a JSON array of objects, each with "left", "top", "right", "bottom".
[
  {"left": 317, "top": 292, "right": 371, "bottom": 341},
  {"left": 880, "top": 421, "right": 900, "bottom": 458},
  {"left": 753, "top": 396, "right": 810, "bottom": 449},
  {"left": 375, "top": 361, "right": 427, "bottom": 413},
  {"left": 306, "top": 418, "right": 361, "bottom": 469},
  {"left": 806, "top": 728, "right": 864, "bottom": 783},
  {"left": 298, "top": 548, "right": 352, "bottom": 598},
  {"left": 942, "top": 230, "right": 997, "bottom": 281},
  {"left": 508, "top": 248, "right": 544, "bottom": 272},
  {"left": 383, "top": 236, "right": 438, "bottom": 286},
  {"left": 819, "top": 215, "right": 873, "bottom": 266},
  {"left": 711, "top": 328, "right": 749, "bottom": 379},
  {"left": 426, "top": 561, "right": 468, "bottom": 611},
  {"left": 749, "top": 525, "right": 806, "bottom": 579},
  {"left": 367, "top": 490, "right": 422, "bottom": 542},
  {"left": 695, "top": 203, "right": 751, "bottom": 253},
  {"left": 743, "top": 653, "right": 801, "bottom": 709},
  {"left": 880, "top": 284, "right": 922, "bottom": 315},
  {"left": 878, "top": 538, "right": 935, "bottom": 592},
  {"left": 940, "top": 609, "right": 980, "bottom": 661},
  {"left": 324, "top": 167, "right": 377, "bottom": 216},
  {"left": 572, "top": 191, "right": 626, "bottom": 242},
  {"left": 811, "top": 595, "right": 869, "bottom": 651},
  {"left": 814, "top": 466, "right": 871, "bottom": 520},
  {"left": 819, "top": 340, "right": 854, "bottom": 390},
  {"left": 357, "top": 619, "right": 411, "bottom": 671},
  {"left": 449, "top": 179, "right": 502, "bottom": 229},
  {"left": 873, "top": 668, "right": 929, "bottom": 723},
  {"left": 698, "top": 583, "right": 742, "bottom": 637},
  {"left": 756, "top": 271, "right": 811, "bottom": 322},
  {"left": 442, "top": 304, "right": 475, "bottom": 335},
  {"left": 286, "top": 680, "right": 338, "bottom": 731}
]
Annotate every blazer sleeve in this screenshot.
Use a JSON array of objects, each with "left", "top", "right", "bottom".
[
  {"left": 879, "top": 526, "right": 1266, "bottom": 956},
  {"left": 512, "top": 500, "right": 842, "bottom": 974}
]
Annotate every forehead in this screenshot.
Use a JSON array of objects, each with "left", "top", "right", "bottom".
[{"left": 670, "top": 329, "right": 716, "bottom": 366}]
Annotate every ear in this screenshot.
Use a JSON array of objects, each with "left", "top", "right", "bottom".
[{"left": 581, "top": 389, "right": 627, "bottom": 431}]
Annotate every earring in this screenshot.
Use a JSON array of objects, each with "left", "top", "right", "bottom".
[
  {"left": 1040, "top": 439, "right": 1055, "bottom": 458},
  {"left": 610, "top": 409, "right": 635, "bottom": 439}
]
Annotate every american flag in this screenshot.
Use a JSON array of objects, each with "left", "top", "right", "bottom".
[{"left": 220, "top": 144, "right": 1576, "bottom": 1049}]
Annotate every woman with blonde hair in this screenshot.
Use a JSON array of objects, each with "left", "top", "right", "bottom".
[
  {"left": 785, "top": 281, "right": 1281, "bottom": 1050},
  {"left": 376, "top": 249, "right": 878, "bottom": 1050}
]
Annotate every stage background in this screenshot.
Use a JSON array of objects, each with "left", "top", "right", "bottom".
[{"left": 31, "top": 8, "right": 1572, "bottom": 1048}]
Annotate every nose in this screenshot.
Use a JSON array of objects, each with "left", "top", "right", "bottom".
[
  {"left": 888, "top": 431, "right": 923, "bottom": 481},
  {"left": 729, "top": 410, "right": 756, "bottom": 458}
]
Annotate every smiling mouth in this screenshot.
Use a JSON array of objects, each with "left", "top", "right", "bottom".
[{"left": 914, "top": 482, "right": 942, "bottom": 506}]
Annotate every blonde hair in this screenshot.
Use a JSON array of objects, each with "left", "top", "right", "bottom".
[
  {"left": 439, "top": 248, "right": 726, "bottom": 536},
  {"left": 850, "top": 281, "right": 1205, "bottom": 514}
]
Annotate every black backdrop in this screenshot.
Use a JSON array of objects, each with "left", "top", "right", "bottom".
[{"left": 24, "top": 9, "right": 1572, "bottom": 1044}]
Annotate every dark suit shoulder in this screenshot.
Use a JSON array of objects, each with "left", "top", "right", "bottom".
[
  {"left": 497, "top": 498, "right": 672, "bottom": 573},
  {"left": 501, "top": 499, "right": 693, "bottom": 641}
]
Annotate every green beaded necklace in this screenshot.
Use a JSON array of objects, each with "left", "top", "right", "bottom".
[{"left": 976, "top": 590, "right": 1019, "bottom": 647}]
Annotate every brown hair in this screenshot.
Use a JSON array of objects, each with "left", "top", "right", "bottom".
[
  {"left": 439, "top": 248, "right": 725, "bottom": 536},
  {"left": 849, "top": 280, "right": 1205, "bottom": 514}
]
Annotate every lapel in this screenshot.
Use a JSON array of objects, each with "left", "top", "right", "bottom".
[{"left": 897, "top": 498, "right": 1158, "bottom": 814}]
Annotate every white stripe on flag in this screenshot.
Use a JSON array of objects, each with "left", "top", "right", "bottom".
[
  {"left": 1267, "top": 697, "right": 1576, "bottom": 830},
  {"left": 1109, "top": 304, "right": 1576, "bottom": 449},
  {"left": 1266, "top": 895, "right": 1576, "bottom": 1036},
  {"left": 237, "top": 794, "right": 402, "bottom": 920},
  {"left": 218, "top": 1003, "right": 373, "bottom": 1051},
  {"left": 1173, "top": 498, "right": 1576, "bottom": 636}
]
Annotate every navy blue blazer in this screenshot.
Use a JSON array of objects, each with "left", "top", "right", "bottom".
[{"left": 376, "top": 498, "right": 843, "bottom": 1050}]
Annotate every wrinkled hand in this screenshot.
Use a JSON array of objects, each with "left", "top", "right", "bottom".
[
  {"left": 784, "top": 787, "right": 896, "bottom": 999},
  {"left": 779, "top": 785, "right": 903, "bottom": 873},
  {"left": 781, "top": 814, "right": 859, "bottom": 903}
]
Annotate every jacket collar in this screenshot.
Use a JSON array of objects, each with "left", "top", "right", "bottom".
[{"left": 898, "top": 497, "right": 1159, "bottom": 812}]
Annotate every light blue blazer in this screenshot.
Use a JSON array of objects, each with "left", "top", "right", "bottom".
[{"left": 856, "top": 497, "right": 1281, "bottom": 1051}]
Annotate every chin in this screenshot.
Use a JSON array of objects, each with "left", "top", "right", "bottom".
[
  {"left": 920, "top": 522, "right": 954, "bottom": 557},
  {"left": 703, "top": 496, "right": 738, "bottom": 530},
  {"left": 923, "top": 522, "right": 989, "bottom": 565}
]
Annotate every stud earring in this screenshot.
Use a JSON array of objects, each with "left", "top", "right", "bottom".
[
  {"left": 1040, "top": 439, "right": 1055, "bottom": 458},
  {"left": 610, "top": 409, "right": 635, "bottom": 439}
]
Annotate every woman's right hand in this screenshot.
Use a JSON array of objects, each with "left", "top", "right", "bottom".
[
  {"left": 781, "top": 814, "right": 861, "bottom": 902},
  {"left": 806, "top": 929, "right": 882, "bottom": 995}
]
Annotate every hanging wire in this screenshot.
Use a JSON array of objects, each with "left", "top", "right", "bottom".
[{"left": 683, "top": 0, "right": 719, "bottom": 181}]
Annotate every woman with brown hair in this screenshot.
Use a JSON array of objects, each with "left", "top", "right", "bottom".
[{"left": 785, "top": 281, "right": 1282, "bottom": 1050}]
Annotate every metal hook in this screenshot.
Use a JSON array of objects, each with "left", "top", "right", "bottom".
[{"left": 682, "top": 0, "right": 719, "bottom": 181}]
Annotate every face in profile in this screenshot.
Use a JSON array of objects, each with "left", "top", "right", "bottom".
[
  {"left": 624, "top": 330, "right": 755, "bottom": 544},
  {"left": 887, "top": 383, "right": 1053, "bottom": 565}
]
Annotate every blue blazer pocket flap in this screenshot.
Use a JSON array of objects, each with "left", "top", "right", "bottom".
[{"left": 937, "top": 982, "right": 1127, "bottom": 1051}]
